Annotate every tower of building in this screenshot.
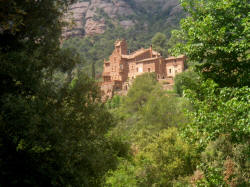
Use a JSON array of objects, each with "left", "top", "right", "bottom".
[{"left": 115, "top": 39, "right": 127, "bottom": 55}]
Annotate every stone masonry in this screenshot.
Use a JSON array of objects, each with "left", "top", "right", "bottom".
[{"left": 101, "top": 39, "right": 186, "bottom": 99}]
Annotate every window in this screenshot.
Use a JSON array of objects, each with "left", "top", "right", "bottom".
[
  {"left": 169, "top": 69, "right": 171, "bottom": 73},
  {"left": 148, "top": 68, "right": 151, "bottom": 72}
]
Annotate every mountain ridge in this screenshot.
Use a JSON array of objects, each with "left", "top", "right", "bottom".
[{"left": 64, "top": 0, "right": 184, "bottom": 38}]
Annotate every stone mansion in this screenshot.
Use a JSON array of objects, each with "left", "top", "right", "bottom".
[{"left": 101, "top": 39, "right": 186, "bottom": 99}]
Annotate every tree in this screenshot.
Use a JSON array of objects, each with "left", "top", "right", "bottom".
[
  {"left": 92, "top": 62, "right": 96, "bottom": 79},
  {"left": 169, "top": 1, "right": 249, "bottom": 185},
  {"left": 0, "top": 1, "right": 117, "bottom": 186},
  {"left": 170, "top": 0, "right": 249, "bottom": 87},
  {"left": 105, "top": 128, "right": 199, "bottom": 186},
  {"left": 183, "top": 80, "right": 249, "bottom": 150},
  {"left": 141, "top": 94, "right": 191, "bottom": 128},
  {"left": 174, "top": 69, "right": 200, "bottom": 96},
  {"left": 124, "top": 73, "right": 162, "bottom": 113},
  {"left": 194, "top": 135, "right": 250, "bottom": 186},
  {"left": 152, "top": 32, "right": 167, "bottom": 56},
  {"left": 182, "top": 80, "right": 249, "bottom": 186}
]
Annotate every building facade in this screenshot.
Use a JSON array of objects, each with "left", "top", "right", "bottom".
[{"left": 101, "top": 39, "right": 186, "bottom": 99}]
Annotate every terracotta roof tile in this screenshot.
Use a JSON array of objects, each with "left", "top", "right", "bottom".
[
  {"left": 122, "top": 48, "right": 151, "bottom": 59},
  {"left": 165, "top": 55, "right": 185, "bottom": 60}
]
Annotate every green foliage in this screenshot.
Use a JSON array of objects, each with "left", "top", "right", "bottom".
[
  {"left": 174, "top": 68, "right": 200, "bottom": 96},
  {"left": 124, "top": 73, "right": 162, "bottom": 113},
  {"left": 108, "top": 73, "right": 193, "bottom": 143},
  {"left": 141, "top": 93, "right": 192, "bottom": 128},
  {"left": 0, "top": 1, "right": 118, "bottom": 186},
  {"left": 169, "top": 0, "right": 250, "bottom": 185},
  {"left": 106, "top": 95, "right": 122, "bottom": 110},
  {"left": 104, "top": 73, "right": 196, "bottom": 186},
  {"left": 183, "top": 80, "right": 250, "bottom": 149},
  {"left": 105, "top": 128, "right": 199, "bottom": 186},
  {"left": 3, "top": 0, "right": 247, "bottom": 186},
  {"left": 104, "top": 159, "right": 138, "bottom": 187},
  {"left": 136, "top": 127, "right": 198, "bottom": 186},
  {"left": 170, "top": 0, "right": 250, "bottom": 87},
  {"left": 103, "top": 0, "right": 250, "bottom": 186},
  {"left": 180, "top": 80, "right": 250, "bottom": 186},
  {"left": 0, "top": 73, "right": 118, "bottom": 186},
  {"left": 196, "top": 135, "right": 250, "bottom": 186},
  {"left": 152, "top": 32, "right": 168, "bottom": 57}
]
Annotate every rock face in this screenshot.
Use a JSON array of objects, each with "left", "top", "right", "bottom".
[
  {"left": 84, "top": 18, "right": 106, "bottom": 35},
  {"left": 63, "top": 2, "right": 89, "bottom": 38},
  {"left": 85, "top": 0, "right": 136, "bottom": 35},
  {"left": 64, "top": 0, "right": 183, "bottom": 38}
]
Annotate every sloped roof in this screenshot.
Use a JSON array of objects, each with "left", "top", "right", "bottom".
[
  {"left": 115, "top": 40, "right": 122, "bottom": 47},
  {"left": 115, "top": 39, "right": 126, "bottom": 47},
  {"left": 135, "top": 57, "right": 160, "bottom": 64},
  {"left": 165, "top": 55, "right": 185, "bottom": 60},
  {"left": 122, "top": 48, "right": 150, "bottom": 59},
  {"left": 152, "top": 50, "right": 160, "bottom": 56}
]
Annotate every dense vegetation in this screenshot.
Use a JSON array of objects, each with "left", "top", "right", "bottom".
[
  {"left": 104, "top": 73, "right": 197, "bottom": 186},
  {"left": 0, "top": 0, "right": 119, "bottom": 186},
  {"left": 104, "top": 0, "right": 249, "bottom": 186},
  {"left": 0, "top": 0, "right": 249, "bottom": 186}
]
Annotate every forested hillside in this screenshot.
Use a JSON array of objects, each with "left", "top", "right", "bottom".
[
  {"left": 103, "top": 0, "right": 249, "bottom": 185},
  {"left": 0, "top": 0, "right": 249, "bottom": 186},
  {"left": 62, "top": 0, "right": 185, "bottom": 77}
]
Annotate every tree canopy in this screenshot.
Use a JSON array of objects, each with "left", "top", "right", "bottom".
[
  {"left": 170, "top": 0, "right": 249, "bottom": 87},
  {"left": 151, "top": 32, "right": 167, "bottom": 57},
  {"left": 0, "top": 1, "right": 118, "bottom": 186},
  {"left": 1, "top": 0, "right": 249, "bottom": 186},
  {"left": 169, "top": 0, "right": 250, "bottom": 185}
]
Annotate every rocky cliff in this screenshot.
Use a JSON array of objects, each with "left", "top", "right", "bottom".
[
  {"left": 64, "top": 0, "right": 183, "bottom": 38},
  {"left": 63, "top": 2, "right": 89, "bottom": 38}
]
